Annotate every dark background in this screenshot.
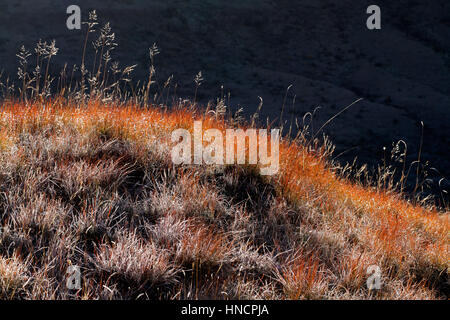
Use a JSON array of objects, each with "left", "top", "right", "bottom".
[{"left": 0, "top": 0, "right": 449, "bottom": 198}]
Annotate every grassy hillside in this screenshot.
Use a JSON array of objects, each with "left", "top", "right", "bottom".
[
  {"left": 0, "top": 99, "right": 447, "bottom": 299},
  {"left": 1, "top": 0, "right": 450, "bottom": 181},
  {"left": 0, "top": 10, "right": 448, "bottom": 299}
]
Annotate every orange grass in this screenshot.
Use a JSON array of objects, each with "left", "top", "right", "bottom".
[
  {"left": 0, "top": 99, "right": 448, "bottom": 299},
  {"left": 1, "top": 99, "right": 448, "bottom": 244}
]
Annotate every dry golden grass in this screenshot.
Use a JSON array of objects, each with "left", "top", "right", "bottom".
[
  {"left": 0, "top": 11, "right": 448, "bottom": 299},
  {"left": 0, "top": 99, "right": 447, "bottom": 300}
]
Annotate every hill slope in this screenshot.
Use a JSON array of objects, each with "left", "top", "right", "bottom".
[
  {"left": 0, "top": 100, "right": 447, "bottom": 299},
  {"left": 1, "top": 0, "right": 449, "bottom": 181}
]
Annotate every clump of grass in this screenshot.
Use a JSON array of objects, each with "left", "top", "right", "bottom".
[
  {"left": 0, "top": 255, "right": 30, "bottom": 299},
  {"left": 91, "top": 231, "right": 178, "bottom": 298},
  {"left": 276, "top": 252, "right": 327, "bottom": 300}
]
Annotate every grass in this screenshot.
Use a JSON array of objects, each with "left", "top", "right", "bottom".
[
  {"left": 0, "top": 100, "right": 446, "bottom": 300},
  {"left": 0, "top": 10, "right": 448, "bottom": 300}
]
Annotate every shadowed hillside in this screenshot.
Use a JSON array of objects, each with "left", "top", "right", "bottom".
[{"left": 0, "top": 2, "right": 448, "bottom": 300}]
